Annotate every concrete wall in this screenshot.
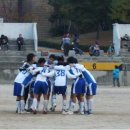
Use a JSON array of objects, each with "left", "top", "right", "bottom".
[
  {"left": 92, "top": 71, "right": 130, "bottom": 86},
  {"left": 0, "top": 23, "right": 38, "bottom": 50},
  {"left": 113, "top": 23, "right": 130, "bottom": 55},
  {"left": 0, "top": 62, "right": 21, "bottom": 84},
  {"left": 0, "top": 23, "right": 35, "bottom": 39}
]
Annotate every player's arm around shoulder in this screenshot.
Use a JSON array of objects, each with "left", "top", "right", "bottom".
[{"left": 41, "top": 67, "right": 55, "bottom": 78}]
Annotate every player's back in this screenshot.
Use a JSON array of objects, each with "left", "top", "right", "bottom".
[
  {"left": 14, "top": 70, "right": 29, "bottom": 84},
  {"left": 75, "top": 63, "right": 96, "bottom": 84},
  {"left": 54, "top": 65, "right": 67, "bottom": 87},
  {"left": 14, "top": 63, "right": 36, "bottom": 85},
  {"left": 35, "top": 66, "right": 50, "bottom": 83}
]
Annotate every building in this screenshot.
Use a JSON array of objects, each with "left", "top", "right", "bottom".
[{"left": 0, "top": 0, "right": 52, "bottom": 40}]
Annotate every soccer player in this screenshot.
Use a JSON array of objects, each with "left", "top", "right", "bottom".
[
  {"left": 31, "top": 58, "right": 51, "bottom": 114},
  {"left": 50, "top": 56, "right": 66, "bottom": 112},
  {"left": 44, "top": 57, "right": 80, "bottom": 114},
  {"left": 67, "top": 57, "right": 86, "bottom": 115},
  {"left": 68, "top": 57, "right": 97, "bottom": 115},
  {"left": 82, "top": 68, "right": 97, "bottom": 115},
  {"left": 74, "top": 59, "right": 97, "bottom": 115},
  {"left": 13, "top": 53, "right": 36, "bottom": 114},
  {"left": 45, "top": 54, "right": 58, "bottom": 101},
  {"left": 21, "top": 53, "right": 36, "bottom": 105}
]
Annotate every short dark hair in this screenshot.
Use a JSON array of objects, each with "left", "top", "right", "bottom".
[
  {"left": 67, "top": 56, "right": 75, "bottom": 64},
  {"left": 73, "top": 57, "right": 78, "bottom": 63},
  {"left": 58, "top": 56, "right": 64, "bottom": 62},
  {"left": 49, "top": 54, "right": 55, "bottom": 60},
  {"left": 27, "top": 53, "right": 35, "bottom": 62},
  {"left": 38, "top": 58, "right": 46, "bottom": 64},
  {"left": 115, "top": 65, "right": 119, "bottom": 69}
]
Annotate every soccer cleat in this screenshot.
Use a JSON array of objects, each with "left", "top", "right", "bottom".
[
  {"left": 62, "top": 110, "right": 68, "bottom": 115},
  {"left": 20, "top": 110, "right": 27, "bottom": 114},
  {"left": 67, "top": 110, "right": 74, "bottom": 115},
  {"left": 25, "top": 109, "right": 33, "bottom": 113},
  {"left": 74, "top": 109, "right": 80, "bottom": 114},
  {"left": 85, "top": 110, "right": 92, "bottom": 115},
  {"left": 27, "top": 108, "right": 37, "bottom": 114},
  {"left": 17, "top": 110, "right": 21, "bottom": 114},
  {"left": 80, "top": 111, "right": 84, "bottom": 115},
  {"left": 33, "top": 110, "right": 37, "bottom": 114},
  {"left": 42, "top": 111, "right": 47, "bottom": 114},
  {"left": 50, "top": 105, "right": 56, "bottom": 112}
]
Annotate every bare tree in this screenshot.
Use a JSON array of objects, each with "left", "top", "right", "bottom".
[
  {"left": 1, "top": 0, "right": 18, "bottom": 22},
  {"left": 18, "top": 0, "right": 24, "bottom": 22}
]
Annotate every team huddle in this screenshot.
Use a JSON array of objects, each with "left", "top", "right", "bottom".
[{"left": 13, "top": 53, "right": 97, "bottom": 115}]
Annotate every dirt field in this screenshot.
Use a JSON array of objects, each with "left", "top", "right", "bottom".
[{"left": 0, "top": 84, "right": 130, "bottom": 129}]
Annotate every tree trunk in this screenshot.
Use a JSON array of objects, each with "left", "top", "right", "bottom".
[
  {"left": 96, "top": 24, "right": 100, "bottom": 40},
  {"left": 67, "top": 20, "right": 71, "bottom": 33},
  {"left": 18, "top": 0, "right": 24, "bottom": 22}
]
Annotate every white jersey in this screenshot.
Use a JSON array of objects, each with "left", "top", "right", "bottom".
[
  {"left": 14, "top": 64, "right": 37, "bottom": 86},
  {"left": 70, "top": 64, "right": 83, "bottom": 75},
  {"left": 34, "top": 66, "right": 50, "bottom": 83},
  {"left": 42, "top": 65, "right": 79, "bottom": 87},
  {"left": 75, "top": 63, "right": 96, "bottom": 84},
  {"left": 44, "top": 60, "right": 58, "bottom": 83}
]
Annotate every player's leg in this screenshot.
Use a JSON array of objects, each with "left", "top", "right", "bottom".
[
  {"left": 79, "top": 79, "right": 86, "bottom": 114},
  {"left": 27, "top": 81, "right": 34, "bottom": 110},
  {"left": 24, "top": 85, "right": 29, "bottom": 109},
  {"left": 43, "top": 94, "right": 48, "bottom": 114},
  {"left": 37, "top": 93, "right": 41, "bottom": 110},
  {"left": 85, "top": 83, "right": 97, "bottom": 115},
  {"left": 79, "top": 94, "right": 85, "bottom": 115},
  {"left": 42, "top": 82, "right": 49, "bottom": 114},
  {"left": 47, "top": 79, "right": 51, "bottom": 100},
  {"left": 16, "top": 83, "right": 26, "bottom": 114},
  {"left": 61, "top": 86, "right": 67, "bottom": 114},
  {"left": 16, "top": 96, "right": 21, "bottom": 114},
  {"left": 13, "top": 82, "right": 21, "bottom": 114},
  {"left": 68, "top": 94, "right": 76, "bottom": 114},
  {"left": 31, "top": 94, "right": 38, "bottom": 114},
  {"left": 62, "top": 94, "right": 68, "bottom": 114},
  {"left": 86, "top": 95, "right": 93, "bottom": 114},
  {"left": 68, "top": 94, "right": 72, "bottom": 110},
  {"left": 67, "top": 82, "right": 77, "bottom": 114},
  {"left": 31, "top": 81, "right": 41, "bottom": 114},
  {"left": 50, "top": 86, "right": 57, "bottom": 111}
]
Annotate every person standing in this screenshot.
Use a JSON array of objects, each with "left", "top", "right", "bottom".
[
  {"left": 112, "top": 65, "right": 120, "bottom": 87},
  {"left": 17, "top": 34, "right": 24, "bottom": 51},
  {"left": 62, "top": 34, "right": 71, "bottom": 56}
]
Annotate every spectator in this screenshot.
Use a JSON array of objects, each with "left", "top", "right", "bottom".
[
  {"left": 89, "top": 44, "right": 94, "bottom": 56},
  {"left": 61, "top": 34, "right": 71, "bottom": 56},
  {"left": 73, "top": 33, "right": 79, "bottom": 48},
  {"left": 93, "top": 41, "right": 100, "bottom": 56},
  {"left": 72, "top": 34, "right": 83, "bottom": 55},
  {"left": 112, "top": 65, "right": 120, "bottom": 87},
  {"left": 89, "top": 41, "right": 100, "bottom": 56},
  {"left": 107, "top": 43, "right": 114, "bottom": 56},
  {"left": 17, "top": 34, "right": 24, "bottom": 51},
  {"left": 121, "top": 34, "right": 130, "bottom": 41},
  {"left": 0, "top": 34, "right": 9, "bottom": 50}
]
